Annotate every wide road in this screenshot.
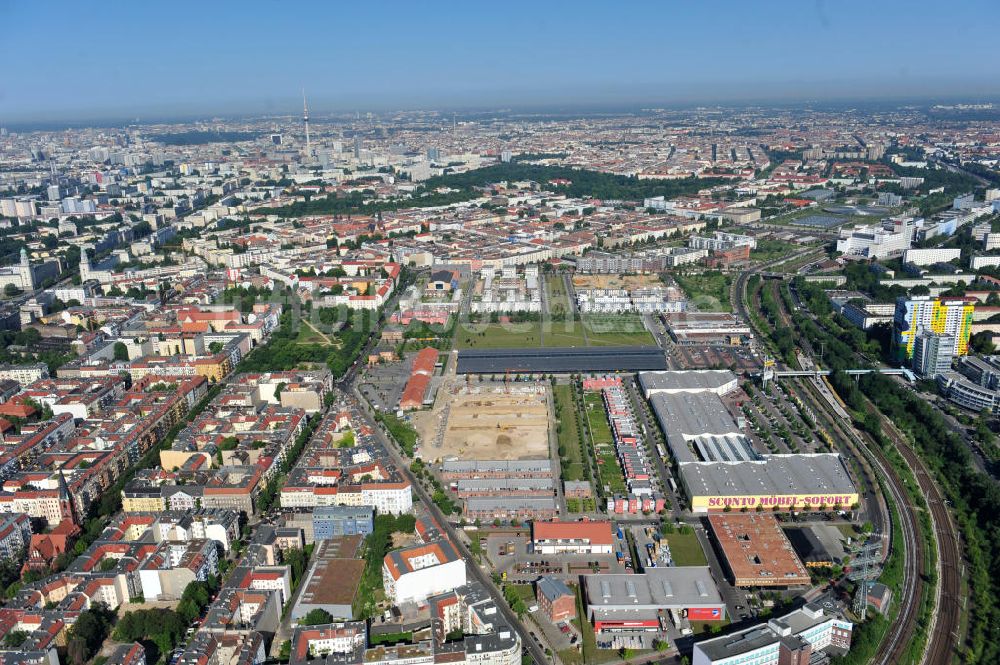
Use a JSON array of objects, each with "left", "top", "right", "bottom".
[{"left": 348, "top": 383, "right": 549, "bottom": 665}]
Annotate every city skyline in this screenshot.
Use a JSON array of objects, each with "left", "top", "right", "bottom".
[
  {"left": 2, "top": 0, "right": 999, "bottom": 123},
  {"left": 3, "top": 5, "right": 1000, "bottom": 665}
]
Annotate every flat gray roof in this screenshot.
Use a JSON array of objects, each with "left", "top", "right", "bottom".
[
  {"left": 649, "top": 391, "right": 743, "bottom": 464},
  {"left": 455, "top": 478, "right": 554, "bottom": 491},
  {"left": 639, "top": 370, "right": 738, "bottom": 397},
  {"left": 696, "top": 603, "right": 843, "bottom": 660},
  {"left": 584, "top": 567, "right": 723, "bottom": 611},
  {"left": 681, "top": 454, "right": 857, "bottom": 499},
  {"left": 645, "top": 387, "right": 856, "bottom": 500},
  {"left": 457, "top": 346, "right": 668, "bottom": 374},
  {"left": 693, "top": 433, "right": 760, "bottom": 463},
  {"left": 442, "top": 459, "right": 552, "bottom": 472},
  {"left": 464, "top": 496, "right": 557, "bottom": 510}
]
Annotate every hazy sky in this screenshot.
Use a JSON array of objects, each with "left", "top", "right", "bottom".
[{"left": 2, "top": 0, "right": 999, "bottom": 122}]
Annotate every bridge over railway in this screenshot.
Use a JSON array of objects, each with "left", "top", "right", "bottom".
[{"left": 772, "top": 367, "right": 917, "bottom": 381}]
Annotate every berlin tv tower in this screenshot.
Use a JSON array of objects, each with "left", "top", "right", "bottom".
[{"left": 302, "top": 89, "right": 312, "bottom": 158}]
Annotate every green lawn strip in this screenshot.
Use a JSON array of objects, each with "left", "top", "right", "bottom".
[
  {"left": 454, "top": 322, "right": 543, "bottom": 349},
  {"left": 555, "top": 384, "right": 587, "bottom": 482},
  {"left": 663, "top": 531, "right": 708, "bottom": 566},
  {"left": 544, "top": 319, "right": 589, "bottom": 347}
]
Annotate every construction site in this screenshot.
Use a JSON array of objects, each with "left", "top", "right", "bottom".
[
  {"left": 571, "top": 273, "right": 663, "bottom": 290},
  {"left": 413, "top": 383, "right": 552, "bottom": 462}
]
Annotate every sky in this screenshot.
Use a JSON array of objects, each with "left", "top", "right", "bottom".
[{"left": 2, "top": 0, "right": 999, "bottom": 123}]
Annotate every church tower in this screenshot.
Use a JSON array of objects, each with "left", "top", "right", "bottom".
[
  {"left": 80, "top": 248, "right": 92, "bottom": 282},
  {"left": 18, "top": 248, "right": 33, "bottom": 290}
]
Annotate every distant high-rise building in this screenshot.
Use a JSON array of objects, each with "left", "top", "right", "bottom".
[
  {"left": 912, "top": 330, "right": 956, "bottom": 378},
  {"left": 501, "top": 150, "right": 513, "bottom": 163},
  {"left": 893, "top": 295, "right": 974, "bottom": 362},
  {"left": 271, "top": 134, "right": 282, "bottom": 146},
  {"left": 427, "top": 147, "right": 440, "bottom": 162},
  {"left": 953, "top": 192, "right": 975, "bottom": 210},
  {"left": 47, "top": 185, "right": 62, "bottom": 201},
  {"left": 877, "top": 192, "right": 902, "bottom": 207},
  {"left": 353, "top": 135, "right": 361, "bottom": 159}
]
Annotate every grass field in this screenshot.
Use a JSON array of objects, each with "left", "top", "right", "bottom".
[
  {"left": 566, "top": 498, "right": 598, "bottom": 513},
  {"left": 554, "top": 384, "right": 587, "bottom": 482},
  {"left": 664, "top": 531, "right": 708, "bottom": 566},
  {"left": 510, "top": 583, "right": 535, "bottom": 602},
  {"left": 294, "top": 322, "right": 340, "bottom": 346},
  {"left": 454, "top": 318, "right": 651, "bottom": 349},
  {"left": 583, "top": 314, "right": 655, "bottom": 346},
  {"left": 583, "top": 392, "right": 627, "bottom": 494},
  {"left": 546, "top": 319, "right": 589, "bottom": 347},
  {"left": 378, "top": 412, "right": 418, "bottom": 456},
  {"left": 673, "top": 271, "right": 733, "bottom": 312},
  {"left": 596, "top": 452, "right": 626, "bottom": 493},
  {"left": 692, "top": 617, "right": 731, "bottom": 635},
  {"left": 467, "top": 530, "right": 482, "bottom": 563},
  {"left": 584, "top": 392, "right": 613, "bottom": 444},
  {"left": 546, "top": 274, "right": 572, "bottom": 320},
  {"left": 454, "top": 322, "right": 543, "bottom": 349}
]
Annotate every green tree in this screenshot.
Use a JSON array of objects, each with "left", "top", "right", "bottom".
[
  {"left": 69, "top": 602, "right": 115, "bottom": 663},
  {"left": 300, "top": 608, "right": 334, "bottom": 625},
  {"left": 113, "top": 341, "right": 130, "bottom": 361}
]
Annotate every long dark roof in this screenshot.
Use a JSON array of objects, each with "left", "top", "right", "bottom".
[{"left": 456, "top": 346, "right": 667, "bottom": 374}]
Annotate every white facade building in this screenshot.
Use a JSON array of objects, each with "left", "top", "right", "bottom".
[
  {"left": 902, "top": 247, "right": 961, "bottom": 266},
  {"left": 383, "top": 540, "right": 467, "bottom": 605}
]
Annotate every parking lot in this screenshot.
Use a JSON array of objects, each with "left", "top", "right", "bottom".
[
  {"left": 484, "top": 533, "right": 627, "bottom": 582},
  {"left": 740, "top": 381, "right": 821, "bottom": 455},
  {"left": 670, "top": 344, "right": 761, "bottom": 371},
  {"left": 358, "top": 352, "right": 417, "bottom": 412}
]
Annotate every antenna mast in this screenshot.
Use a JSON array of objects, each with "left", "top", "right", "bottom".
[{"left": 302, "top": 89, "right": 312, "bottom": 159}]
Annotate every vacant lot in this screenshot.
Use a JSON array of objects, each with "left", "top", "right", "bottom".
[
  {"left": 572, "top": 274, "right": 661, "bottom": 290},
  {"left": 431, "top": 389, "right": 551, "bottom": 460},
  {"left": 546, "top": 274, "right": 573, "bottom": 321},
  {"left": 295, "top": 319, "right": 341, "bottom": 346},
  {"left": 673, "top": 271, "right": 733, "bottom": 312},
  {"left": 752, "top": 239, "right": 808, "bottom": 263}
]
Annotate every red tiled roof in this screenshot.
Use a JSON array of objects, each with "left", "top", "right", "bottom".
[{"left": 532, "top": 520, "right": 614, "bottom": 545}]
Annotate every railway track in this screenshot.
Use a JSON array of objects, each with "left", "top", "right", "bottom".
[
  {"left": 876, "top": 416, "right": 963, "bottom": 665},
  {"left": 733, "top": 260, "right": 961, "bottom": 665},
  {"left": 788, "top": 378, "right": 888, "bottom": 539},
  {"left": 797, "top": 378, "right": 924, "bottom": 665}
]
